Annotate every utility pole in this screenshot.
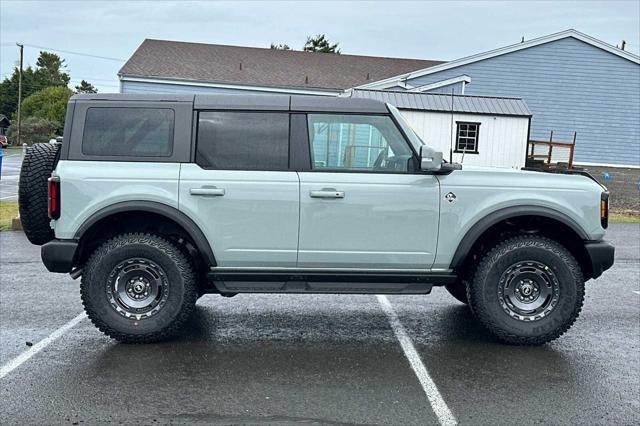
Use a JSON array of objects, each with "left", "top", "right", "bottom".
[{"left": 16, "top": 43, "right": 24, "bottom": 147}]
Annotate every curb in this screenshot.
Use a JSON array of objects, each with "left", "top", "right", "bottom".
[{"left": 11, "top": 216, "right": 22, "bottom": 231}]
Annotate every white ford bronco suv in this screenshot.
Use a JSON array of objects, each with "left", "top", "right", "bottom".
[{"left": 19, "top": 93, "right": 614, "bottom": 345}]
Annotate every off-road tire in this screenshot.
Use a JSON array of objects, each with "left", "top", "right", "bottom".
[
  {"left": 467, "top": 235, "right": 584, "bottom": 345},
  {"left": 18, "top": 143, "right": 61, "bottom": 245},
  {"left": 81, "top": 233, "right": 197, "bottom": 343},
  {"left": 444, "top": 280, "right": 469, "bottom": 304}
]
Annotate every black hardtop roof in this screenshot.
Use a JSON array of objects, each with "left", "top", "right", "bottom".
[{"left": 70, "top": 93, "right": 388, "bottom": 114}]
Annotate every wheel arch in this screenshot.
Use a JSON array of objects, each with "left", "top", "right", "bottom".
[
  {"left": 74, "top": 201, "right": 216, "bottom": 268},
  {"left": 450, "top": 206, "right": 592, "bottom": 278}
]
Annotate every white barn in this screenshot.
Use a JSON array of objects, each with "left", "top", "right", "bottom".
[
  {"left": 350, "top": 89, "right": 532, "bottom": 169},
  {"left": 350, "top": 89, "right": 531, "bottom": 169}
]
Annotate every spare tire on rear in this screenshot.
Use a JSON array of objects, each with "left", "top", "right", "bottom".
[{"left": 18, "top": 143, "right": 61, "bottom": 245}]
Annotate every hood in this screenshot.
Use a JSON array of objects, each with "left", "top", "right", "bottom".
[{"left": 443, "top": 165, "right": 606, "bottom": 192}]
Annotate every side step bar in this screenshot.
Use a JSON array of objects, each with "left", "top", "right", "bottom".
[{"left": 206, "top": 270, "right": 457, "bottom": 295}]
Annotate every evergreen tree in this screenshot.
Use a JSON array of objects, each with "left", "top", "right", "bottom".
[
  {"left": 270, "top": 43, "right": 291, "bottom": 50},
  {"left": 303, "top": 34, "right": 340, "bottom": 54},
  {"left": 0, "top": 51, "right": 71, "bottom": 119},
  {"left": 75, "top": 80, "right": 98, "bottom": 93}
]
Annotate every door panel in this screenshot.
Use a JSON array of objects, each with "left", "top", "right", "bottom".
[
  {"left": 297, "top": 112, "right": 440, "bottom": 270},
  {"left": 298, "top": 172, "right": 440, "bottom": 269},
  {"left": 179, "top": 165, "right": 300, "bottom": 268}
]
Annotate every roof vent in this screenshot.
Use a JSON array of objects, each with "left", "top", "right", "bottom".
[
  {"left": 366, "top": 72, "right": 370, "bottom": 80},
  {"left": 305, "top": 75, "right": 309, "bottom": 84}
]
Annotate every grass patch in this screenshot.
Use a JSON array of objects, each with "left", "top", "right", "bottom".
[
  {"left": 0, "top": 201, "right": 18, "bottom": 231},
  {"left": 610, "top": 212, "right": 640, "bottom": 224},
  {"left": 3, "top": 146, "right": 24, "bottom": 155}
]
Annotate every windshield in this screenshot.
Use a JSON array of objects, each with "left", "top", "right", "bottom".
[{"left": 386, "top": 103, "right": 427, "bottom": 151}]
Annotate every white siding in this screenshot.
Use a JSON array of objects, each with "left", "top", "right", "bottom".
[{"left": 400, "top": 110, "right": 529, "bottom": 169}]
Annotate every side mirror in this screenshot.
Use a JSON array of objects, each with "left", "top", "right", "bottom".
[{"left": 420, "top": 146, "right": 443, "bottom": 171}]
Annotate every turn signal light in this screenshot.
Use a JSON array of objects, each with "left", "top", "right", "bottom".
[
  {"left": 600, "top": 192, "right": 609, "bottom": 229},
  {"left": 48, "top": 177, "right": 60, "bottom": 220}
]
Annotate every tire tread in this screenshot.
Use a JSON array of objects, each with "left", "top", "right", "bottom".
[
  {"left": 80, "top": 233, "right": 197, "bottom": 343},
  {"left": 18, "top": 143, "right": 60, "bottom": 245},
  {"left": 467, "top": 235, "right": 585, "bottom": 345}
]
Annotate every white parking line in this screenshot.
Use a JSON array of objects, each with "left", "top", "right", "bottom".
[
  {"left": 633, "top": 291, "right": 640, "bottom": 295},
  {"left": 377, "top": 295, "right": 457, "bottom": 426},
  {"left": 0, "top": 312, "right": 86, "bottom": 379}
]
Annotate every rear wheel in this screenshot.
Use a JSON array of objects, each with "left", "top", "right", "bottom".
[
  {"left": 81, "top": 233, "right": 197, "bottom": 343},
  {"left": 468, "top": 235, "right": 584, "bottom": 345}
]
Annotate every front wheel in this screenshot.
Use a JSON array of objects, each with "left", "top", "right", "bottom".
[
  {"left": 81, "top": 233, "right": 197, "bottom": 343},
  {"left": 468, "top": 235, "right": 584, "bottom": 345}
]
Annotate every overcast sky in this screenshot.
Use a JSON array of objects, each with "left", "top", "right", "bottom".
[{"left": 1, "top": 0, "right": 639, "bottom": 92}]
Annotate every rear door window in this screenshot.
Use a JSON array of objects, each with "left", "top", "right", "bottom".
[
  {"left": 196, "top": 112, "right": 289, "bottom": 170},
  {"left": 82, "top": 107, "right": 174, "bottom": 157}
]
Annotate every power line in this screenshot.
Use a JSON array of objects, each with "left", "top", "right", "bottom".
[
  {"left": 70, "top": 76, "right": 121, "bottom": 83},
  {"left": 1, "top": 79, "right": 120, "bottom": 88},
  {"left": 18, "top": 43, "right": 126, "bottom": 62},
  {"left": 1, "top": 69, "right": 120, "bottom": 82}
]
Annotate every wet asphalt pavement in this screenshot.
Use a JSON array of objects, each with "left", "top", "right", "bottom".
[
  {"left": 0, "top": 225, "right": 638, "bottom": 425},
  {"left": 0, "top": 149, "right": 22, "bottom": 201}
]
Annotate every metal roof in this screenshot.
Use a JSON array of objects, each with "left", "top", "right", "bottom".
[{"left": 350, "top": 89, "right": 532, "bottom": 117}]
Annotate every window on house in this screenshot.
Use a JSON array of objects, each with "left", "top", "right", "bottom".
[
  {"left": 307, "top": 114, "right": 413, "bottom": 173},
  {"left": 455, "top": 122, "right": 480, "bottom": 154}
]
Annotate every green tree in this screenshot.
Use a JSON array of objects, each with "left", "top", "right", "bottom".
[
  {"left": 270, "top": 43, "right": 291, "bottom": 50},
  {"left": 75, "top": 80, "right": 98, "bottom": 93},
  {"left": 0, "top": 51, "right": 71, "bottom": 120},
  {"left": 6, "top": 116, "right": 57, "bottom": 146},
  {"left": 0, "top": 66, "right": 37, "bottom": 120},
  {"left": 20, "top": 86, "right": 74, "bottom": 134},
  {"left": 303, "top": 34, "right": 340, "bottom": 54},
  {"left": 34, "top": 51, "right": 70, "bottom": 88}
]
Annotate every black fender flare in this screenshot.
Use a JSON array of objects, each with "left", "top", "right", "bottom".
[
  {"left": 74, "top": 201, "right": 216, "bottom": 266},
  {"left": 449, "top": 205, "right": 589, "bottom": 270}
]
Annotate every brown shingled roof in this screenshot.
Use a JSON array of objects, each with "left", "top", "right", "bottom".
[{"left": 119, "top": 39, "right": 443, "bottom": 91}]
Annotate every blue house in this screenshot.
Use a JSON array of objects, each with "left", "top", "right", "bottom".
[
  {"left": 357, "top": 30, "right": 640, "bottom": 168},
  {"left": 119, "top": 29, "right": 639, "bottom": 168}
]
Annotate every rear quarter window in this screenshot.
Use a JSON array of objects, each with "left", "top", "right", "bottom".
[{"left": 82, "top": 107, "right": 174, "bottom": 157}]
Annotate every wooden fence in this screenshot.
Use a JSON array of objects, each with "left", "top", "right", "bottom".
[{"left": 527, "top": 131, "right": 576, "bottom": 169}]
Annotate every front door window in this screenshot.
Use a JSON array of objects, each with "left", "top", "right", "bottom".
[{"left": 307, "top": 114, "right": 414, "bottom": 173}]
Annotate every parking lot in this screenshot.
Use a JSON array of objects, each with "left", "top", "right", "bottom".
[
  {"left": 0, "top": 225, "right": 638, "bottom": 425},
  {"left": 0, "top": 148, "right": 22, "bottom": 201}
]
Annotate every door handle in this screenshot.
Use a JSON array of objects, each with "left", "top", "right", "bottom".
[
  {"left": 190, "top": 187, "right": 225, "bottom": 197},
  {"left": 309, "top": 189, "right": 345, "bottom": 199}
]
